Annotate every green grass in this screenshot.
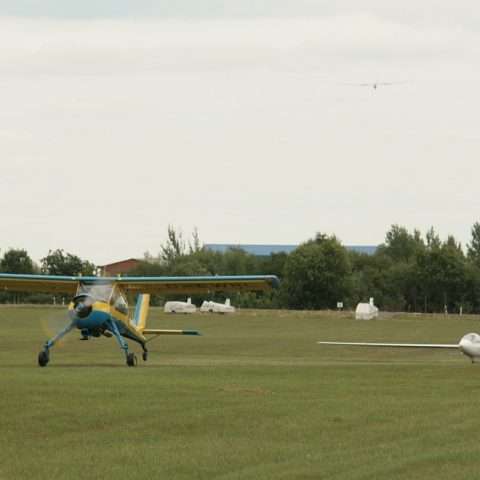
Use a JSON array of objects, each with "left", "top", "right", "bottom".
[{"left": 1, "top": 307, "right": 480, "bottom": 479}]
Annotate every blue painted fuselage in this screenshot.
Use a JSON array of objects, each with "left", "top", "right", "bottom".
[{"left": 69, "top": 302, "right": 141, "bottom": 341}]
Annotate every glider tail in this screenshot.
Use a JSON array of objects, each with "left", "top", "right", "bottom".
[{"left": 132, "top": 294, "right": 150, "bottom": 333}]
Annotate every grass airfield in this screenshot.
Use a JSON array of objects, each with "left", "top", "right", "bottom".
[{"left": 1, "top": 307, "right": 480, "bottom": 479}]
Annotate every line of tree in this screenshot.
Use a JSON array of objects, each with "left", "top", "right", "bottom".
[
  {"left": 129, "top": 224, "right": 480, "bottom": 313},
  {"left": 3, "top": 223, "right": 480, "bottom": 312}
]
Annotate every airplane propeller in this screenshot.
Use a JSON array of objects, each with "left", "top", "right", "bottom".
[
  {"left": 39, "top": 307, "right": 73, "bottom": 348},
  {"left": 72, "top": 294, "right": 94, "bottom": 318}
]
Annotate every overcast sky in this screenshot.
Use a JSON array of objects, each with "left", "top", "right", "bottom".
[{"left": 1, "top": 1, "right": 480, "bottom": 264}]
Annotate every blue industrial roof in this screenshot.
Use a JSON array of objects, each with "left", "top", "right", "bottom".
[
  {"left": 205, "top": 244, "right": 377, "bottom": 256},
  {"left": 347, "top": 245, "right": 378, "bottom": 255}
]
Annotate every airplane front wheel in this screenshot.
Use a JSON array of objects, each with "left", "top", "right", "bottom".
[{"left": 38, "top": 351, "right": 49, "bottom": 367}]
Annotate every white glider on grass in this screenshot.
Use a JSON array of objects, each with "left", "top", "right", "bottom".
[{"left": 318, "top": 333, "right": 480, "bottom": 363}]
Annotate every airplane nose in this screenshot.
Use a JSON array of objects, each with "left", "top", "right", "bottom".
[
  {"left": 74, "top": 301, "right": 92, "bottom": 318},
  {"left": 73, "top": 296, "right": 93, "bottom": 319}
]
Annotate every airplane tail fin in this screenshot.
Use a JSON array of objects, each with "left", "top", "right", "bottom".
[
  {"left": 132, "top": 294, "right": 150, "bottom": 333},
  {"left": 225, "top": 298, "right": 230, "bottom": 307}
]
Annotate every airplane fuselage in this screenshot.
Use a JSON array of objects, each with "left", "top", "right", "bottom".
[{"left": 69, "top": 299, "right": 144, "bottom": 343}]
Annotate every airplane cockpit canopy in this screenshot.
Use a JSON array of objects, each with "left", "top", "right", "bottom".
[
  {"left": 76, "top": 282, "right": 113, "bottom": 302},
  {"left": 465, "top": 333, "right": 480, "bottom": 343},
  {"left": 110, "top": 287, "right": 129, "bottom": 314}
]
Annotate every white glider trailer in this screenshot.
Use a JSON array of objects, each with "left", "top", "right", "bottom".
[
  {"left": 164, "top": 298, "right": 197, "bottom": 314},
  {"left": 355, "top": 298, "right": 379, "bottom": 320},
  {"left": 200, "top": 298, "right": 236, "bottom": 314}
]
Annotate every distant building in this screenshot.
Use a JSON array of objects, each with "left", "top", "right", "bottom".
[
  {"left": 205, "top": 244, "right": 377, "bottom": 256},
  {"left": 98, "top": 258, "right": 141, "bottom": 276}
]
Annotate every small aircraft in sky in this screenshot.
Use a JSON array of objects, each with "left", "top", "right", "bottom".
[
  {"left": 342, "top": 81, "right": 406, "bottom": 90},
  {"left": 318, "top": 333, "right": 480, "bottom": 363},
  {"left": 0, "top": 273, "right": 279, "bottom": 367}
]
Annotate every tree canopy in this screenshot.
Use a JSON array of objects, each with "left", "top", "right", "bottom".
[
  {"left": 0, "top": 249, "right": 35, "bottom": 274},
  {"left": 41, "top": 249, "right": 96, "bottom": 276},
  {"left": 282, "top": 234, "right": 350, "bottom": 310}
]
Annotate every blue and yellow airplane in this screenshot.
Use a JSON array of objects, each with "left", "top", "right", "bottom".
[{"left": 0, "top": 273, "right": 279, "bottom": 367}]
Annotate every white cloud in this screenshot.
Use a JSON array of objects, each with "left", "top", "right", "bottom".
[
  {"left": 0, "top": 16, "right": 478, "bottom": 76},
  {"left": 0, "top": 15, "right": 479, "bottom": 263}
]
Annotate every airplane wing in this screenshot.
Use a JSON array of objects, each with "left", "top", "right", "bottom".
[
  {"left": 0, "top": 273, "right": 279, "bottom": 295},
  {"left": 115, "top": 275, "right": 280, "bottom": 295},
  {"left": 377, "top": 82, "right": 407, "bottom": 85},
  {"left": 0, "top": 273, "right": 79, "bottom": 294},
  {"left": 341, "top": 81, "right": 406, "bottom": 87},
  {"left": 318, "top": 341, "right": 459, "bottom": 348}
]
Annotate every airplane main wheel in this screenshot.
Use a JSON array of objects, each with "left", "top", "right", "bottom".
[
  {"left": 142, "top": 351, "right": 148, "bottom": 362},
  {"left": 38, "top": 351, "right": 49, "bottom": 367},
  {"left": 126, "top": 353, "right": 137, "bottom": 367}
]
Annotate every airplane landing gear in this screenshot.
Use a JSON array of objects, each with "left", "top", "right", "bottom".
[
  {"left": 126, "top": 352, "right": 137, "bottom": 367},
  {"left": 141, "top": 344, "right": 148, "bottom": 362},
  {"left": 38, "top": 321, "right": 76, "bottom": 367},
  {"left": 38, "top": 350, "right": 49, "bottom": 367}
]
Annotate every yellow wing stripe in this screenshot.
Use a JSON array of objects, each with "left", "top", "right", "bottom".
[{"left": 0, "top": 277, "right": 78, "bottom": 294}]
